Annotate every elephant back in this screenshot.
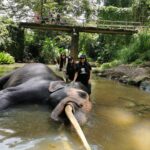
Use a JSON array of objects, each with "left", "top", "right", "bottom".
[{"left": 3, "top": 63, "right": 62, "bottom": 88}]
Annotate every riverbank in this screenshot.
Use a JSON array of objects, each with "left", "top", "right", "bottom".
[
  {"left": 1, "top": 62, "right": 150, "bottom": 93},
  {"left": 93, "top": 62, "right": 150, "bottom": 93}
]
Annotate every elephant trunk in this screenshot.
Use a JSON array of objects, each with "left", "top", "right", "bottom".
[{"left": 65, "top": 104, "right": 91, "bottom": 150}]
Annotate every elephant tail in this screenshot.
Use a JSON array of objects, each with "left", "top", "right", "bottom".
[{"left": 0, "top": 72, "right": 13, "bottom": 90}]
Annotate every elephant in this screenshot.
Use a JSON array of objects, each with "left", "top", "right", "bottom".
[{"left": 0, "top": 63, "right": 92, "bottom": 126}]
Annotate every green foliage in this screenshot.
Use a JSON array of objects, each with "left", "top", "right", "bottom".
[
  {"left": 54, "top": 34, "right": 71, "bottom": 49},
  {"left": 100, "top": 59, "right": 121, "bottom": 70},
  {"left": 118, "top": 29, "right": 150, "bottom": 63},
  {"left": 7, "top": 25, "right": 24, "bottom": 61},
  {"left": 104, "top": 0, "right": 132, "bottom": 7},
  {"left": 110, "top": 59, "right": 122, "bottom": 67},
  {"left": 0, "top": 17, "right": 24, "bottom": 62},
  {"left": 0, "top": 16, "right": 25, "bottom": 62},
  {"left": 100, "top": 62, "right": 111, "bottom": 70},
  {"left": 82, "top": 0, "right": 92, "bottom": 20},
  {"left": 79, "top": 33, "right": 98, "bottom": 59},
  {"left": 40, "top": 37, "right": 64, "bottom": 63},
  {"left": 132, "top": 59, "right": 144, "bottom": 65},
  {"left": 0, "top": 52, "right": 15, "bottom": 64},
  {"left": 25, "top": 30, "right": 34, "bottom": 44},
  {"left": 132, "top": 0, "right": 150, "bottom": 22},
  {"left": 96, "top": 34, "right": 132, "bottom": 63},
  {"left": 24, "top": 29, "right": 70, "bottom": 63},
  {"left": 1, "top": 0, "right": 148, "bottom": 65},
  {"left": 0, "top": 17, "right": 14, "bottom": 49},
  {"left": 98, "top": 6, "right": 133, "bottom": 21}
]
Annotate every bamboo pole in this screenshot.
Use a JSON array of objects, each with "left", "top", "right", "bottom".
[{"left": 65, "top": 105, "right": 91, "bottom": 150}]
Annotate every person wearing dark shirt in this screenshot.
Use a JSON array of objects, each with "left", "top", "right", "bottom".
[
  {"left": 59, "top": 53, "right": 66, "bottom": 71},
  {"left": 66, "top": 56, "right": 76, "bottom": 81},
  {"left": 73, "top": 54, "right": 92, "bottom": 94}
]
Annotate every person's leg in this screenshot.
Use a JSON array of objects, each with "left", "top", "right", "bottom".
[
  {"left": 81, "top": 81, "right": 91, "bottom": 95},
  {"left": 87, "top": 83, "right": 91, "bottom": 95},
  {"left": 59, "top": 62, "right": 63, "bottom": 71}
]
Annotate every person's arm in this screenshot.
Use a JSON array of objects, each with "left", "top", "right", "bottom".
[
  {"left": 88, "top": 70, "right": 92, "bottom": 84},
  {"left": 88, "top": 63, "right": 92, "bottom": 84},
  {"left": 63, "top": 56, "right": 67, "bottom": 68},
  {"left": 72, "top": 72, "right": 78, "bottom": 82},
  {"left": 72, "top": 63, "right": 79, "bottom": 83}
]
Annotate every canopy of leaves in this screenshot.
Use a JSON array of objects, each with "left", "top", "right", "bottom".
[
  {"left": 132, "top": 0, "right": 150, "bottom": 23},
  {"left": 98, "top": 6, "right": 133, "bottom": 21},
  {"left": 0, "top": 0, "right": 94, "bottom": 22},
  {"left": 0, "top": 16, "right": 14, "bottom": 49}
]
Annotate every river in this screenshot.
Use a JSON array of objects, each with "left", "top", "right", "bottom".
[{"left": 0, "top": 64, "right": 150, "bottom": 150}]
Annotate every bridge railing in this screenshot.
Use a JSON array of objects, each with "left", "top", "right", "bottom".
[
  {"left": 22, "top": 15, "right": 149, "bottom": 31},
  {"left": 80, "top": 19, "right": 148, "bottom": 30}
]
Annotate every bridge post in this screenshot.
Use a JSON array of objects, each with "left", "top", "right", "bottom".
[{"left": 70, "top": 29, "right": 79, "bottom": 60}]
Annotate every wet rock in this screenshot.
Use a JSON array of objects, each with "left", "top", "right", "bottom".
[
  {"left": 95, "top": 64, "right": 150, "bottom": 93},
  {"left": 140, "top": 80, "right": 150, "bottom": 92}
]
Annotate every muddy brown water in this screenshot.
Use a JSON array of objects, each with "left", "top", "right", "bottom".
[{"left": 0, "top": 64, "right": 150, "bottom": 150}]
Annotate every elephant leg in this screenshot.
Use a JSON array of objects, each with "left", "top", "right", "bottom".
[
  {"left": 0, "top": 86, "right": 20, "bottom": 110},
  {"left": 0, "top": 97, "right": 10, "bottom": 110},
  {"left": 0, "top": 72, "right": 12, "bottom": 90}
]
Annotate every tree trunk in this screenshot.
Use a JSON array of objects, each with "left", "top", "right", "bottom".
[{"left": 70, "top": 29, "right": 79, "bottom": 60}]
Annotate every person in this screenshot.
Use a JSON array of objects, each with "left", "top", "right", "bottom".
[
  {"left": 34, "top": 12, "right": 40, "bottom": 23},
  {"left": 66, "top": 56, "right": 76, "bottom": 82},
  {"left": 72, "top": 54, "right": 92, "bottom": 94},
  {"left": 50, "top": 12, "right": 55, "bottom": 24},
  {"left": 59, "top": 53, "right": 66, "bottom": 71},
  {"left": 56, "top": 13, "right": 61, "bottom": 24}
]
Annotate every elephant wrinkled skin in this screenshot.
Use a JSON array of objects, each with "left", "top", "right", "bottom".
[{"left": 0, "top": 63, "right": 92, "bottom": 125}]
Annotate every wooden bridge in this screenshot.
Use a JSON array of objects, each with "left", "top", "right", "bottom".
[
  {"left": 19, "top": 19, "right": 148, "bottom": 58},
  {"left": 20, "top": 20, "right": 143, "bottom": 34}
]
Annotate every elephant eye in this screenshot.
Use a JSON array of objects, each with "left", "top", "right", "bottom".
[{"left": 78, "top": 91, "right": 87, "bottom": 99}]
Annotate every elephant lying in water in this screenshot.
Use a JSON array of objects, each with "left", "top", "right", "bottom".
[{"left": 0, "top": 63, "right": 92, "bottom": 125}]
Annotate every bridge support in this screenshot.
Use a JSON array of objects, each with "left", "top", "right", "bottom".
[{"left": 70, "top": 29, "right": 79, "bottom": 60}]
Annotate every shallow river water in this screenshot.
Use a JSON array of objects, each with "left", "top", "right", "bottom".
[{"left": 0, "top": 64, "right": 150, "bottom": 150}]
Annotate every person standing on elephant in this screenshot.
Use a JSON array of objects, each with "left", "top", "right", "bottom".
[
  {"left": 72, "top": 54, "right": 92, "bottom": 94},
  {"left": 66, "top": 56, "right": 76, "bottom": 82}
]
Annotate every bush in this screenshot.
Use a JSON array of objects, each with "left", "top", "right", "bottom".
[
  {"left": 118, "top": 29, "right": 150, "bottom": 63},
  {"left": 110, "top": 60, "right": 122, "bottom": 67},
  {"left": 100, "top": 62, "right": 111, "bottom": 70},
  {"left": 100, "top": 60, "right": 121, "bottom": 70},
  {"left": 0, "top": 52, "right": 15, "bottom": 64},
  {"left": 40, "top": 38, "right": 61, "bottom": 64}
]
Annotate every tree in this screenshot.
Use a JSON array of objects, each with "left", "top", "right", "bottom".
[
  {"left": 132, "top": 0, "right": 150, "bottom": 23},
  {"left": 0, "top": 16, "right": 13, "bottom": 49},
  {"left": 0, "top": 0, "right": 33, "bottom": 21},
  {"left": 0, "top": 0, "right": 93, "bottom": 23}
]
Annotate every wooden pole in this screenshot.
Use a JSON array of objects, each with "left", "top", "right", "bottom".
[{"left": 65, "top": 105, "right": 91, "bottom": 150}]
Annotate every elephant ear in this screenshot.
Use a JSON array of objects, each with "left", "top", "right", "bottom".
[{"left": 49, "top": 81, "right": 66, "bottom": 92}]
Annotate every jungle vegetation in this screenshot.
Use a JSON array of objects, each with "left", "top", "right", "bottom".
[{"left": 0, "top": 0, "right": 149, "bottom": 65}]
